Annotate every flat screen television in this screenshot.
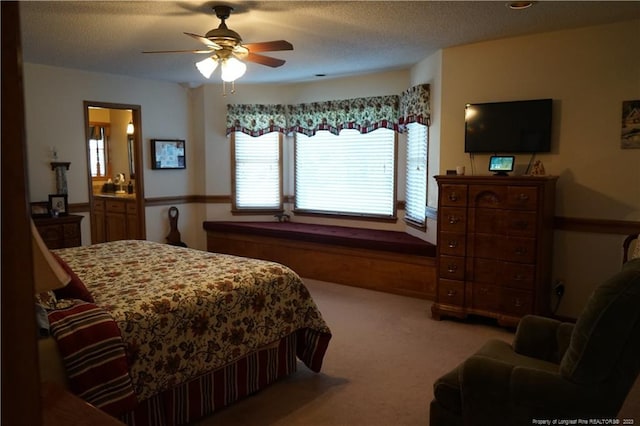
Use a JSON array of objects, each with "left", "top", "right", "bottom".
[{"left": 464, "top": 98, "right": 552, "bottom": 153}]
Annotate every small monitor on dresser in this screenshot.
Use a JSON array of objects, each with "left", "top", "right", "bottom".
[{"left": 488, "top": 155, "right": 514, "bottom": 176}]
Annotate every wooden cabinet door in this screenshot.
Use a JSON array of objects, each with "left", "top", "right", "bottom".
[
  {"left": 92, "top": 211, "right": 106, "bottom": 243},
  {"left": 92, "top": 199, "right": 106, "bottom": 244},
  {"left": 126, "top": 213, "right": 139, "bottom": 239},
  {"left": 125, "top": 201, "right": 139, "bottom": 239},
  {"left": 105, "top": 212, "right": 127, "bottom": 241}
]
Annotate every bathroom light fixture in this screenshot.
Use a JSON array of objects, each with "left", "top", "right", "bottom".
[{"left": 126, "top": 121, "right": 134, "bottom": 135}]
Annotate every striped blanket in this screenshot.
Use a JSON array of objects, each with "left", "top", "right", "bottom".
[{"left": 48, "top": 301, "right": 138, "bottom": 416}]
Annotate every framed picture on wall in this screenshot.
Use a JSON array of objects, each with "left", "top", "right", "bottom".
[
  {"left": 48, "top": 194, "right": 68, "bottom": 216},
  {"left": 151, "top": 139, "right": 186, "bottom": 169}
]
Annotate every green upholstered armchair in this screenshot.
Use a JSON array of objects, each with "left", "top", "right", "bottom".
[{"left": 430, "top": 258, "right": 640, "bottom": 426}]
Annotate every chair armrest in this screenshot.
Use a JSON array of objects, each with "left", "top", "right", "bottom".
[
  {"left": 513, "top": 315, "right": 563, "bottom": 362},
  {"left": 460, "top": 355, "right": 608, "bottom": 424},
  {"left": 511, "top": 366, "right": 613, "bottom": 419},
  {"left": 459, "top": 355, "right": 515, "bottom": 426},
  {"left": 555, "top": 322, "right": 574, "bottom": 361}
]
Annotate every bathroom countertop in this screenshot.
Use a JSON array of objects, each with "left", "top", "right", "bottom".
[{"left": 94, "top": 193, "right": 136, "bottom": 200}]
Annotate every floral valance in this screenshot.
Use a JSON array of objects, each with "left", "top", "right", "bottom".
[
  {"left": 400, "top": 84, "right": 430, "bottom": 127},
  {"left": 226, "top": 104, "right": 288, "bottom": 137},
  {"left": 287, "top": 95, "right": 400, "bottom": 136},
  {"left": 226, "top": 85, "right": 430, "bottom": 137}
]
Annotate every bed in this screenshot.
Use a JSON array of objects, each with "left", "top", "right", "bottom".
[{"left": 38, "top": 240, "right": 332, "bottom": 425}]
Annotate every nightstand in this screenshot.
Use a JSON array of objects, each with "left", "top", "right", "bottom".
[
  {"left": 42, "top": 382, "right": 124, "bottom": 425},
  {"left": 33, "top": 215, "right": 83, "bottom": 249}
]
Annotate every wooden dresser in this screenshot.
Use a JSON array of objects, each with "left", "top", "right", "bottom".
[
  {"left": 33, "top": 215, "right": 83, "bottom": 249},
  {"left": 432, "top": 175, "right": 557, "bottom": 327}
]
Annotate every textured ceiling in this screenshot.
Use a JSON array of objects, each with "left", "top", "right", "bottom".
[{"left": 19, "top": 1, "right": 640, "bottom": 86}]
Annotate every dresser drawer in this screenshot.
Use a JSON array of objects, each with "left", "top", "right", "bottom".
[
  {"left": 439, "top": 255, "right": 465, "bottom": 280},
  {"left": 438, "top": 279, "right": 465, "bottom": 306},
  {"left": 63, "top": 223, "right": 80, "bottom": 239},
  {"left": 468, "top": 234, "right": 499, "bottom": 260},
  {"left": 440, "top": 184, "right": 467, "bottom": 207},
  {"left": 439, "top": 231, "right": 466, "bottom": 256},
  {"left": 505, "top": 211, "right": 537, "bottom": 237},
  {"left": 471, "top": 283, "right": 500, "bottom": 312},
  {"left": 469, "top": 208, "right": 504, "bottom": 234},
  {"left": 469, "top": 258, "right": 497, "bottom": 284},
  {"left": 469, "top": 185, "right": 507, "bottom": 209},
  {"left": 500, "top": 288, "right": 533, "bottom": 316},
  {"left": 498, "top": 262, "right": 535, "bottom": 289},
  {"left": 106, "top": 200, "right": 126, "bottom": 213},
  {"left": 93, "top": 198, "right": 105, "bottom": 212},
  {"left": 126, "top": 202, "right": 137, "bottom": 214},
  {"left": 507, "top": 186, "right": 538, "bottom": 210},
  {"left": 501, "top": 237, "right": 536, "bottom": 263},
  {"left": 39, "top": 225, "right": 62, "bottom": 243},
  {"left": 439, "top": 207, "right": 467, "bottom": 233}
]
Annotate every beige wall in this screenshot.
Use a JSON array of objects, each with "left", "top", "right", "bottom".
[
  {"left": 430, "top": 20, "right": 640, "bottom": 317},
  {"left": 23, "top": 63, "right": 191, "bottom": 245},
  {"left": 23, "top": 20, "right": 639, "bottom": 317}
]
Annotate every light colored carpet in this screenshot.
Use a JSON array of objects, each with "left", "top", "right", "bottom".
[{"left": 195, "top": 279, "right": 640, "bottom": 426}]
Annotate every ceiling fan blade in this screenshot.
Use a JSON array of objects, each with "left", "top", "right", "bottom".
[
  {"left": 244, "top": 52, "right": 286, "bottom": 68},
  {"left": 143, "top": 49, "right": 213, "bottom": 54},
  {"left": 243, "top": 40, "right": 293, "bottom": 53},
  {"left": 184, "top": 32, "right": 221, "bottom": 49}
]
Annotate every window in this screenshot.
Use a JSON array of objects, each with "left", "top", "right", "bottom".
[
  {"left": 295, "top": 128, "right": 396, "bottom": 218},
  {"left": 405, "top": 122, "right": 428, "bottom": 227},
  {"left": 89, "top": 125, "right": 108, "bottom": 177},
  {"left": 232, "top": 132, "right": 282, "bottom": 211}
]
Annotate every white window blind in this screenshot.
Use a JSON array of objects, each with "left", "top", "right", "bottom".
[
  {"left": 233, "top": 132, "right": 282, "bottom": 210},
  {"left": 89, "top": 129, "right": 107, "bottom": 177},
  {"left": 295, "top": 128, "right": 396, "bottom": 217},
  {"left": 405, "top": 122, "right": 428, "bottom": 226}
]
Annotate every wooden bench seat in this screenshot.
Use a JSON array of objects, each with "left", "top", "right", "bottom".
[{"left": 203, "top": 221, "right": 436, "bottom": 300}]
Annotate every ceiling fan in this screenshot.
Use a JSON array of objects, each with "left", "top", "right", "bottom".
[{"left": 143, "top": 5, "right": 293, "bottom": 81}]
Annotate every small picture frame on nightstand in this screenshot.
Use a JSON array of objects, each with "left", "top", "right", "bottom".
[
  {"left": 30, "top": 201, "right": 50, "bottom": 218},
  {"left": 48, "top": 194, "right": 68, "bottom": 217}
]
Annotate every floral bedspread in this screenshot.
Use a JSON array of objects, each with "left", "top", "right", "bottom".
[{"left": 54, "top": 240, "right": 331, "bottom": 401}]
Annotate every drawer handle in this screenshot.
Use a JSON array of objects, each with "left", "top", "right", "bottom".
[
  {"left": 446, "top": 290, "right": 457, "bottom": 297},
  {"left": 448, "top": 193, "right": 458, "bottom": 202},
  {"left": 448, "top": 216, "right": 459, "bottom": 224},
  {"left": 447, "top": 264, "right": 457, "bottom": 273},
  {"left": 515, "top": 247, "right": 527, "bottom": 256},
  {"left": 479, "top": 287, "right": 489, "bottom": 294},
  {"left": 517, "top": 193, "right": 529, "bottom": 201},
  {"left": 514, "top": 298, "right": 523, "bottom": 307},
  {"left": 448, "top": 240, "right": 458, "bottom": 248},
  {"left": 513, "top": 274, "right": 525, "bottom": 281}
]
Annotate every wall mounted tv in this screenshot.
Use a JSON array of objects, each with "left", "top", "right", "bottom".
[{"left": 464, "top": 98, "right": 552, "bottom": 153}]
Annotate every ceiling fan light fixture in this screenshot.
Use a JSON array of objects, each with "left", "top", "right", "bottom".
[
  {"left": 145, "top": 3, "right": 291, "bottom": 89},
  {"left": 196, "top": 56, "right": 219, "bottom": 78},
  {"left": 220, "top": 57, "right": 247, "bottom": 82}
]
